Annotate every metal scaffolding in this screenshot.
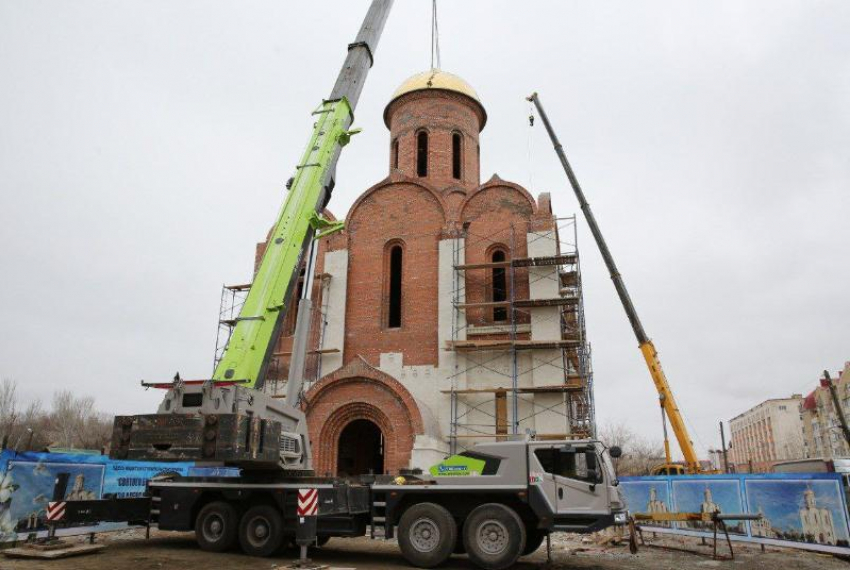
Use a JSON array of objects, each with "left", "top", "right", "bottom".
[{"left": 447, "top": 215, "right": 595, "bottom": 454}]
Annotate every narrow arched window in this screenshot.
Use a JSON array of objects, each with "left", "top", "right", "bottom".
[
  {"left": 392, "top": 138, "right": 399, "bottom": 170},
  {"left": 452, "top": 132, "right": 462, "bottom": 179},
  {"left": 492, "top": 250, "right": 507, "bottom": 321},
  {"left": 416, "top": 131, "right": 428, "bottom": 177},
  {"left": 387, "top": 245, "right": 403, "bottom": 328}
]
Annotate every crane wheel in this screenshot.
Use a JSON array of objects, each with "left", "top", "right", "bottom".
[
  {"left": 238, "top": 504, "right": 284, "bottom": 557},
  {"left": 398, "top": 502, "right": 457, "bottom": 568},
  {"left": 463, "top": 504, "right": 526, "bottom": 570},
  {"left": 195, "top": 501, "right": 238, "bottom": 552}
]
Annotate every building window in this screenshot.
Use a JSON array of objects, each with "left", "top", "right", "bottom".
[
  {"left": 492, "top": 249, "right": 507, "bottom": 322},
  {"left": 387, "top": 244, "right": 403, "bottom": 328},
  {"left": 392, "top": 138, "right": 399, "bottom": 170},
  {"left": 416, "top": 131, "right": 428, "bottom": 177},
  {"left": 452, "top": 132, "right": 462, "bottom": 179}
]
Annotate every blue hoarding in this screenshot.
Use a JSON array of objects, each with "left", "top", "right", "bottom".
[
  {"left": 621, "top": 473, "right": 850, "bottom": 555},
  {"left": 0, "top": 449, "right": 237, "bottom": 542}
]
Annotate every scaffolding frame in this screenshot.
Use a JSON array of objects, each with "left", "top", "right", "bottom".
[
  {"left": 448, "top": 215, "right": 595, "bottom": 454},
  {"left": 213, "top": 274, "right": 335, "bottom": 399}
]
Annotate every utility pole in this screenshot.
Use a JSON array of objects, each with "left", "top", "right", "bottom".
[
  {"left": 719, "top": 421, "right": 729, "bottom": 474},
  {"left": 824, "top": 370, "right": 850, "bottom": 450}
]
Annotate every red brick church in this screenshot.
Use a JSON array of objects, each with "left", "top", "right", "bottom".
[{"left": 260, "top": 70, "right": 592, "bottom": 476}]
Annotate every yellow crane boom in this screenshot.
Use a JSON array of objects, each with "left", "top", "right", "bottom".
[{"left": 527, "top": 92, "right": 702, "bottom": 474}]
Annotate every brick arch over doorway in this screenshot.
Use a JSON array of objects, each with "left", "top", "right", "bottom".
[{"left": 303, "top": 356, "right": 424, "bottom": 475}]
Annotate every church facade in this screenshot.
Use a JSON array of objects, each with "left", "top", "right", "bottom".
[{"left": 258, "top": 70, "right": 593, "bottom": 476}]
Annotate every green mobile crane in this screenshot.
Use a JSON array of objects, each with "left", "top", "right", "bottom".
[
  {"left": 59, "top": 9, "right": 630, "bottom": 569},
  {"left": 111, "top": 0, "right": 394, "bottom": 470}
]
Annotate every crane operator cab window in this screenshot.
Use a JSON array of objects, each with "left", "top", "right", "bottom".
[{"left": 534, "top": 446, "right": 602, "bottom": 483}]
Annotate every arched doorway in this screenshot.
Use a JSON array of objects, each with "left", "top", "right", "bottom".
[{"left": 336, "top": 419, "right": 384, "bottom": 476}]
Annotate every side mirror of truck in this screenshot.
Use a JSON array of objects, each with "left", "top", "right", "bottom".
[{"left": 609, "top": 446, "right": 622, "bottom": 459}]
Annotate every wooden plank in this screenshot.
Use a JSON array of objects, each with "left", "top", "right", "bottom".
[
  {"left": 271, "top": 348, "right": 340, "bottom": 356},
  {"left": 446, "top": 339, "right": 581, "bottom": 352},
  {"left": 441, "top": 384, "right": 585, "bottom": 394},
  {"left": 495, "top": 391, "right": 508, "bottom": 437},
  {"left": 3, "top": 543, "right": 106, "bottom": 559},
  {"left": 513, "top": 254, "right": 577, "bottom": 267},
  {"left": 454, "top": 261, "right": 512, "bottom": 270}
]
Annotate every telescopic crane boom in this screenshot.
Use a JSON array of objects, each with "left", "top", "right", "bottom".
[
  {"left": 527, "top": 92, "right": 702, "bottom": 474},
  {"left": 111, "top": 1, "right": 395, "bottom": 470}
]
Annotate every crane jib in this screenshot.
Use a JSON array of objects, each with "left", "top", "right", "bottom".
[{"left": 212, "top": 98, "right": 354, "bottom": 389}]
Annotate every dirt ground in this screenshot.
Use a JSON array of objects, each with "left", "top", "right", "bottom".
[{"left": 2, "top": 528, "right": 848, "bottom": 570}]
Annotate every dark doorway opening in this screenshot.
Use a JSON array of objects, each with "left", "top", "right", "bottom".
[{"left": 337, "top": 419, "right": 384, "bottom": 476}]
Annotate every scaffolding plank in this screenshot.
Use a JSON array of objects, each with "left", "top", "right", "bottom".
[
  {"left": 454, "top": 300, "right": 511, "bottom": 309},
  {"left": 513, "top": 297, "right": 578, "bottom": 308},
  {"left": 456, "top": 297, "right": 578, "bottom": 309},
  {"left": 272, "top": 348, "right": 340, "bottom": 356},
  {"left": 451, "top": 433, "right": 571, "bottom": 439},
  {"left": 512, "top": 254, "right": 577, "bottom": 267},
  {"left": 446, "top": 339, "right": 581, "bottom": 352},
  {"left": 454, "top": 261, "right": 512, "bottom": 270},
  {"left": 441, "top": 384, "right": 585, "bottom": 394},
  {"left": 454, "top": 255, "right": 577, "bottom": 271},
  {"left": 233, "top": 273, "right": 330, "bottom": 286}
]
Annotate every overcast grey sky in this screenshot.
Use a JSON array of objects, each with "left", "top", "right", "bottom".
[{"left": 1, "top": 1, "right": 848, "bottom": 458}]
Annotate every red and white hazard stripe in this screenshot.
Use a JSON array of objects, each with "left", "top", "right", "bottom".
[
  {"left": 46, "top": 501, "right": 66, "bottom": 522},
  {"left": 297, "top": 488, "right": 318, "bottom": 517}
]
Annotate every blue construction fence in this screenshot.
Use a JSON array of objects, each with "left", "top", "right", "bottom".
[
  {"left": 621, "top": 473, "right": 850, "bottom": 555},
  {"left": 0, "top": 449, "right": 238, "bottom": 543}
]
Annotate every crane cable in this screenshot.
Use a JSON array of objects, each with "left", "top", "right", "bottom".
[{"left": 430, "top": 0, "right": 442, "bottom": 70}]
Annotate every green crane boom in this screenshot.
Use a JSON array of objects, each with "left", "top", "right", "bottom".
[{"left": 213, "top": 1, "right": 393, "bottom": 390}]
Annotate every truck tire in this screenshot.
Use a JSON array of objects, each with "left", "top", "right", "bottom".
[
  {"left": 398, "top": 502, "right": 457, "bottom": 568},
  {"left": 522, "top": 528, "right": 546, "bottom": 556},
  {"left": 238, "top": 504, "right": 284, "bottom": 557},
  {"left": 463, "top": 504, "right": 526, "bottom": 570},
  {"left": 195, "top": 501, "right": 238, "bottom": 552}
]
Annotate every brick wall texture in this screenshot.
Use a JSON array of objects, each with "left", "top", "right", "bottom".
[{"left": 257, "top": 78, "right": 555, "bottom": 474}]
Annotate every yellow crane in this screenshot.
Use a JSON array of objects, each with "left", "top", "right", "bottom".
[{"left": 528, "top": 92, "right": 702, "bottom": 474}]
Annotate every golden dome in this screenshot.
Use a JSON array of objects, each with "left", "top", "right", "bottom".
[{"left": 384, "top": 69, "right": 486, "bottom": 128}]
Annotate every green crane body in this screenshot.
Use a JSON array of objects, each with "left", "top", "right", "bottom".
[
  {"left": 212, "top": 99, "right": 351, "bottom": 390},
  {"left": 110, "top": 0, "right": 394, "bottom": 469}
]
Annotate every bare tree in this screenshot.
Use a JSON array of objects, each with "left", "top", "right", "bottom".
[
  {"left": 598, "top": 421, "right": 666, "bottom": 476},
  {"left": 0, "top": 378, "right": 19, "bottom": 446},
  {"left": 45, "top": 391, "right": 112, "bottom": 451}
]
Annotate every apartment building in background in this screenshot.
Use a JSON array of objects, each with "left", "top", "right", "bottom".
[
  {"left": 801, "top": 362, "right": 850, "bottom": 460},
  {"left": 728, "top": 395, "right": 804, "bottom": 473}
]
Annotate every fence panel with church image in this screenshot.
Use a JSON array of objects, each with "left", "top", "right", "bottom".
[
  {"left": 0, "top": 449, "right": 238, "bottom": 543},
  {"left": 620, "top": 473, "right": 850, "bottom": 556}
]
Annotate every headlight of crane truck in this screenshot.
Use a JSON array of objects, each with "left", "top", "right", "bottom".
[{"left": 51, "top": 2, "right": 629, "bottom": 569}]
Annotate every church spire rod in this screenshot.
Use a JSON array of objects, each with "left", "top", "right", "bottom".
[{"left": 430, "top": 0, "right": 441, "bottom": 70}]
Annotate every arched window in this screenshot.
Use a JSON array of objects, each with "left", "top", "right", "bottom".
[
  {"left": 452, "top": 132, "right": 462, "bottom": 180},
  {"left": 492, "top": 250, "right": 507, "bottom": 321},
  {"left": 392, "top": 138, "right": 399, "bottom": 170},
  {"left": 387, "top": 244, "right": 404, "bottom": 328},
  {"left": 416, "top": 131, "right": 428, "bottom": 177}
]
